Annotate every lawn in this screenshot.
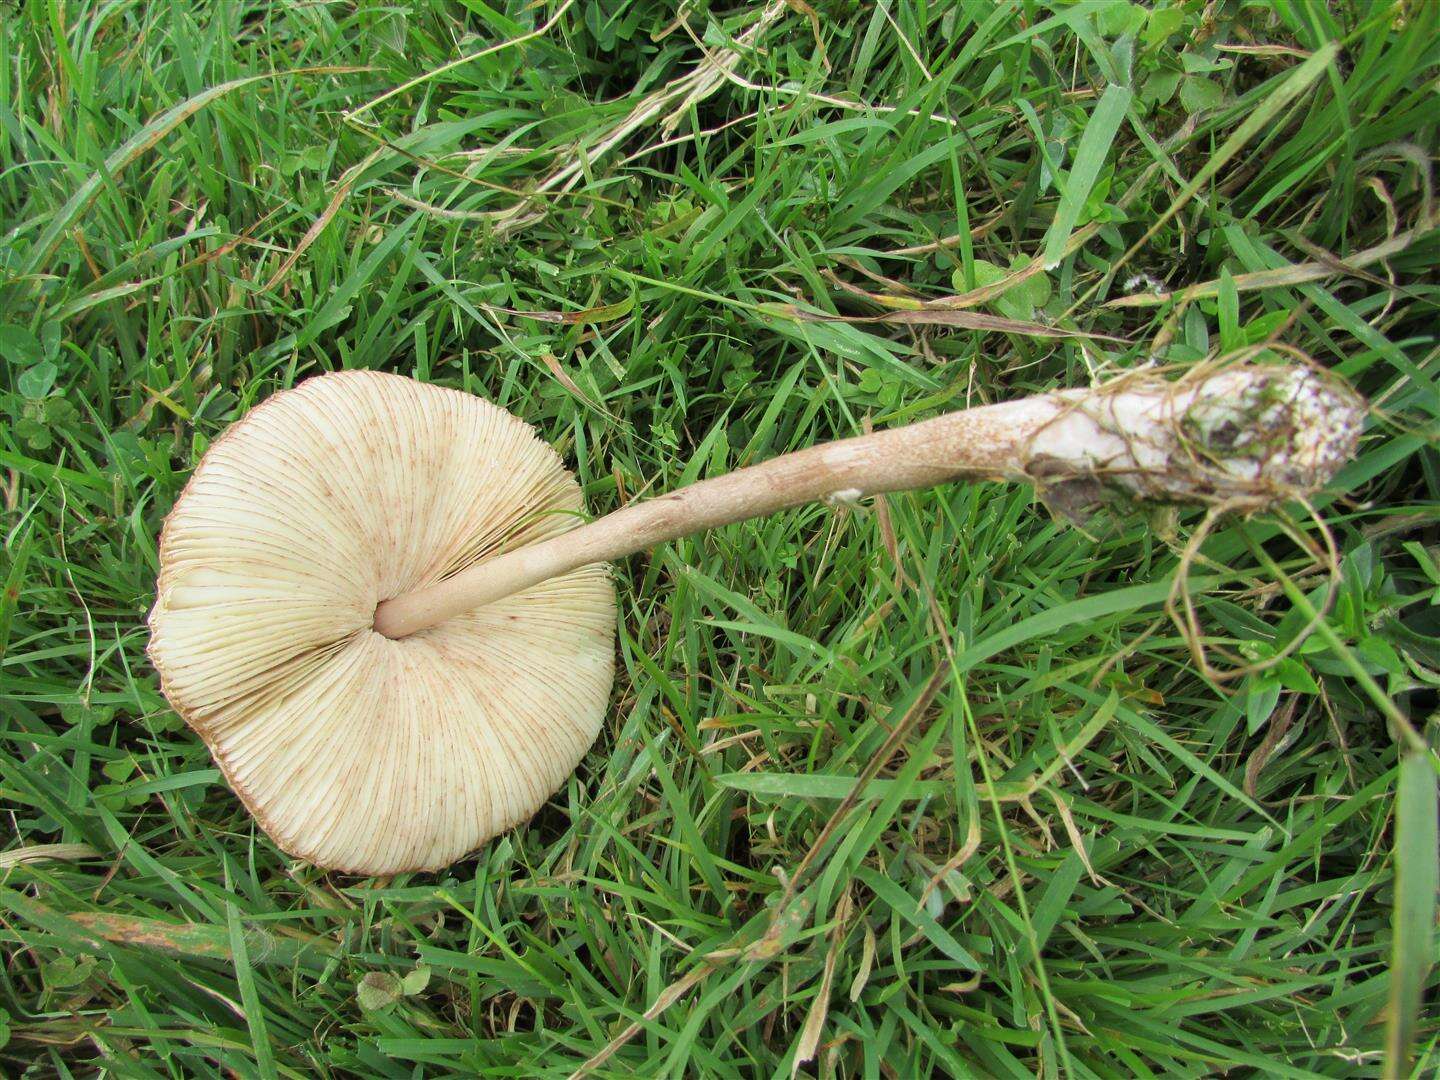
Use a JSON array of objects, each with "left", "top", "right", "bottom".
[{"left": 2, "top": 1, "right": 1438, "bottom": 1075}]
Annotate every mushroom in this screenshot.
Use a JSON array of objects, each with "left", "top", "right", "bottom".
[
  {"left": 149, "top": 364, "right": 1362, "bottom": 874},
  {"left": 148, "top": 373, "right": 614, "bottom": 874}
]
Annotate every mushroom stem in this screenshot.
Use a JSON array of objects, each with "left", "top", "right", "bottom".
[{"left": 372, "top": 365, "right": 1362, "bottom": 640}]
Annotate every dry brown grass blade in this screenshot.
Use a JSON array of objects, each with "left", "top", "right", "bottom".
[
  {"left": 344, "top": 1, "right": 576, "bottom": 123},
  {"left": 567, "top": 961, "right": 717, "bottom": 1079},
  {"left": 1243, "top": 696, "right": 1298, "bottom": 800},
  {"left": 492, "top": 1, "right": 790, "bottom": 234},
  {"left": 67, "top": 911, "right": 340, "bottom": 966},
  {"left": 21, "top": 66, "right": 373, "bottom": 279},
  {"left": 773, "top": 303, "right": 1127, "bottom": 342},
  {"left": 0, "top": 843, "right": 100, "bottom": 869},
  {"left": 538, "top": 352, "right": 595, "bottom": 404},
  {"left": 792, "top": 887, "right": 853, "bottom": 1076},
  {"left": 482, "top": 296, "right": 634, "bottom": 326},
  {"left": 876, "top": 307, "right": 1125, "bottom": 340},
  {"left": 746, "top": 662, "right": 952, "bottom": 964},
  {"left": 0, "top": 889, "right": 340, "bottom": 969},
  {"left": 261, "top": 148, "right": 383, "bottom": 291},
  {"left": 537, "top": 351, "right": 619, "bottom": 419},
  {"left": 1106, "top": 211, "right": 1440, "bottom": 308},
  {"left": 875, "top": 213, "right": 1004, "bottom": 257}
]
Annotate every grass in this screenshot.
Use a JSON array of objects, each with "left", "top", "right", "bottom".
[{"left": 1, "top": 0, "right": 1438, "bottom": 1075}]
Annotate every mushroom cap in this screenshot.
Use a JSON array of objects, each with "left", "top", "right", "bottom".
[{"left": 147, "top": 371, "right": 615, "bottom": 874}]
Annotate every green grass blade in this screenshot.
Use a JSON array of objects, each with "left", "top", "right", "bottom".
[
  {"left": 1385, "top": 749, "right": 1439, "bottom": 1075},
  {"left": 1040, "top": 83, "right": 1130, "bottom": 269}
]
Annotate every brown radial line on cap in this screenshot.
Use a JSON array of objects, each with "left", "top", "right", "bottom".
[
  {"left": 427, "top": 666, "right": 513, "bottom": 860},
  {"left": 432, "top": 414, "right": 582, "bottom": 584},
  {"left": 370, "top": 375, "right": 436, "bottom": 597},
  {"left": 268, "top": 374, "right": 398, "bottom": 596},
  {"left": 409, "top": 384, "right": 474, "bottom": 594},
  {"left": 405, "top": 392, "right": 479, "bottom": 588},
  {"left": 320, "top": 642, "right": 398, "bottom": 869},
  {"left": 435, "top": 647, "right": 508, "bottom": 863},
  {"left": 319, "top": 374, "right": 418, "bottom": 581},
  {"left": 212, "top": 636, "right": 378, "bottom": 853},
  {"left": 469, "top": 610, "right": 599, "bottom": 777},
  {"left": 165, "top": 632, "right": 361, "bottom": 730},
  {"left": 437, "top": 639, "right": 500, "bottom": 867},
  {"left": 255, "top": 636, "right": 390, "bottom": 867},
  {"left": 153, "top": 596, "right": 361, "bottom": 675},
  {"left": 376, "top": 642, "right": 425, "bottom": 869},
  {"left": 418, "top": 646, "right": 488, "bottom": 869},
  {"left": 162, "top": 475, "right": 356, "bottom": 577},
  {"left": 460, "top": 593, "right": 613, "bottom": 754},
  {"left": 214, "top": 636, "right": 369, "bottom": 778}
]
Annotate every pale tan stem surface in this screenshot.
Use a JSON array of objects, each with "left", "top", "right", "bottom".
[
  {"left": 373, "top": 367, "right": 1361, "bottom": 639},
  {"left": 375, "top": 396, "right": 1053, "bottom": 637}
]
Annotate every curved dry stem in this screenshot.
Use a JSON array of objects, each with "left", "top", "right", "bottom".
[{"left": 1166, "top": 495, "right": 1343, "bottom": 684}]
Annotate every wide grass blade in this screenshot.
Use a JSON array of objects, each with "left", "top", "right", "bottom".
[
  {"left": 1385, "top": 749, "right": 1440, "bottom": 1075},
  {"left": 1040, "top": 83, "right": 1130, "bottom": 269}
]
